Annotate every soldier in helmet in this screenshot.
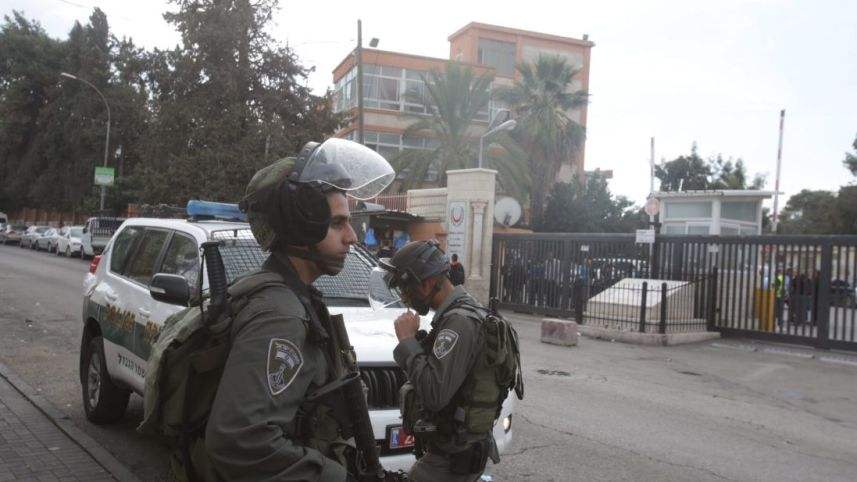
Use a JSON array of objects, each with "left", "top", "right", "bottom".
[
  {"left": 380, "top": 241, "right": 516, "bottom": 482},
  {"left": 203, "top": 138, "right": 395, "bottom": 481}
]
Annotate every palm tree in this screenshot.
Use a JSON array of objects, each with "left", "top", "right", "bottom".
[
  {"left": 392, "top": 61, "right": 529, "bottom": 197},
  {"left": 495, "top": 54, "right": 589, "bottom": 226}
]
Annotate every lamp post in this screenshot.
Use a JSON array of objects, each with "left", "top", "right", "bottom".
[
  {"left": 60, "top": 72, "right": 111, "bottom": 212},
  {"left": 478, "top": 119, "right": 517, "bottom": 169},
  {"left": 355, "top": 20, "right": 379, "bottom": 146}
]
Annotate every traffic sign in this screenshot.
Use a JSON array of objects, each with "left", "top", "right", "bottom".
[
  {"left": 94, "top": 166, "right": 115, "bottom": 187},
  {"left": 644, "top": 197, "right": 660, "bottom": 217}
]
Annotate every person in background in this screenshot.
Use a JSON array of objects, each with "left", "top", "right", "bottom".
[
  {"left": 448, "top": 253, "right": 466, "bottom": 286},
  {"left": 377, "top": 239, "right": 395, "bottom": 259}
]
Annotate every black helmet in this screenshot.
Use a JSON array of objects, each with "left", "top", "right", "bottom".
[
  {"left": 378, "top": 240, "right": 450, "bottom": 291},
  {"left": 240, "top": 138, "right": 394, "bottom": 250}
]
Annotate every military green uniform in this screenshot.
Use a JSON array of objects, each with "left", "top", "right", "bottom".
[
  {"left": 204, "top": 252, "right": 349, "bottom": 481},
  {"left": 393, "top": 286, "right": 490, "bottom": 482}
]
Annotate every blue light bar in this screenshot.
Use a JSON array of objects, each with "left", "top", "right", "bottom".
[{"left": 186, "top": 200, "right": 247, "bottom": 222}]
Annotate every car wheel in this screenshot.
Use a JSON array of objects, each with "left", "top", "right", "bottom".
[{"left": 81, "top": 336, "right": 130, "bottom": 424}]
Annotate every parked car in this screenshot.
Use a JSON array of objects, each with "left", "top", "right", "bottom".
[
  {"left": 81, "top": 217, "right": 125, "bottom": 258},
  {"left": 56, "top": 226, "right": 85, "bottom": 257},
  {"left": 20, "top": 225, "right": 50, "bottom": 249},
  {"left": 48, "top": 227, "right": 69, "bottom": 252},
  {"left": 34, "top": 227, "right": 59, "bottom": 251},
  {"left": 1, "top": 223, "right": 27, "bottom": 245},
  {"left": 831, "top": 279, "right": 857, "bottom": 308},
  {"left": 80, "top": 205, "right": 514, "bottom": 473}
]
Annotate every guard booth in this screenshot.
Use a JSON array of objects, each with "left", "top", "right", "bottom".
[{"left": 652, "top": 190, "right": 773, "bottom": 236}]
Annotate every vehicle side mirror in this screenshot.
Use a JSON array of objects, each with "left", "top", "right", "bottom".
[{"left": 150, "top": 273, "right": 191, "bottom": 306}]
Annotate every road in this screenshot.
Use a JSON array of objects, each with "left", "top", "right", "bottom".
[{"left": 2, "top": 243, "right": 857, "bottom": 481}]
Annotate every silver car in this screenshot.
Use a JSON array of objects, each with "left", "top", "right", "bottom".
[
  {"left": 20, "top": 226, "right": 49, "bottom": 249},
  {"left": 1, "top": 224, "right": 27, "bottom": 245},
  {"left": 34, "top": 228, "right": 61, "bottom": 252}
]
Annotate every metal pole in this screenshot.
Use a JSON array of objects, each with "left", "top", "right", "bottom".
[
  {"left": 772, "top": 109, "right": 785, "bottom": 233},
  {"left": 649, "top": 136, "right": 655, "bottom": 197},
  {"left": 60, "top": 74, "right": 111, "bottom": 212},
  {"left": 356, "top": 19, "right": 364, "bottom": 145},
  {"left": 478, "top": 135, "right": 484, "bottom": 169}
]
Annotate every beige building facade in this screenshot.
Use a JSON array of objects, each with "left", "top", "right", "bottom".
[{"left": 331, "top": 22, "right": 594, "bottom": 186}]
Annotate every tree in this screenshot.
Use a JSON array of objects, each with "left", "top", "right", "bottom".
[
  {"left": 778, "top": 189, "right": 838, "bottom": 234},
  {"left": 655, "top": 144, "right": 765, "bottom": 191},
  {"left": 539, "top": 172, "right": 646, "bottom": 233},
  {"left": 834, "top": 185, "right": 857, "bottom": 234},
  {"left": 845, "top": 134, "right": 857, "bottom": 176},
  {"left": 393, "top": 61, "right": 528, "bottom": 197},
  {"left": 495, "top": 54, "right": 588, "bottom": 227},
  {"left": 136, "top": 0, "right": 343, "bottom": 204}
]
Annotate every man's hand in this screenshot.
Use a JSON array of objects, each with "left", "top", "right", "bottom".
[{"left": 394, "top": 311, "right": 421, "bottom": 341}]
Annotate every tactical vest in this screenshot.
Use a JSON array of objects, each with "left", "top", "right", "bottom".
[
  {"left": 414, "top": 299, "right": 523, "bottom": 440},
  {"left": 139, "top": 269, "right": 351, "bottom": 481}
]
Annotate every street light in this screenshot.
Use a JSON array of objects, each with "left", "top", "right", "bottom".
[
  {"left": 59, "top": 72, "right": 111, "bottom": 212},
  {"left": 478, "top": 119, "right": 517, "bottom": 169}
]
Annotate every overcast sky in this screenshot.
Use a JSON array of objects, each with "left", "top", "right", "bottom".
[{"left": 5, "top": 0, "right": 856, "bottom": 208}]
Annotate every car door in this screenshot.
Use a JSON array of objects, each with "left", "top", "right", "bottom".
[
  {"left": 141, "top": 229, "right": 202, "bottom": 360},
  {"left": 96, "top": 226, "right": 170, "bottom": 393}
]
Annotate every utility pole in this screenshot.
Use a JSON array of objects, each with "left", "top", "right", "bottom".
[
  {"left": 356, "top": 19, "right": 364, "bottom": 145},
  {"left": 772, "top": 109, "right": 785, "bottom": 233}
]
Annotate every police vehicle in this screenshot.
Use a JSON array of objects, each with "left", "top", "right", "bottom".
[{"left": 80, "top": 201, "right": 515, "bottom": 472}]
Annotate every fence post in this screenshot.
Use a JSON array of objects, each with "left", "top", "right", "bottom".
[
  {"left": 574, "top": 280, "right": 585, "bottom": 325},
  {"left": 639, "top": 281, "right": 648, "bottom": 333},
  {"left": 659, "top": 282, "right": 668, "bottom": 334},
  {"left": 707, "top": 267, "right": 718, "bottom": 331},
  {"left": 816, "top": 242, "right": 833, "bottom": 349}
]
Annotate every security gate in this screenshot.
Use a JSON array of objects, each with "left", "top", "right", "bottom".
[{"left": 490, "top": 233, "right": 857, "bottom": 351}]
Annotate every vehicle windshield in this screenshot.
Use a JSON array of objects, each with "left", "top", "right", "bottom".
[
  {"left": 35, "top": 227, "right": 49, "bottom": 234},
  {"left": 210, "top": 228, "right": 402, "bottom": 309},
  {"left": 70, "top": 227, "right": 84, "bottom": 237}
]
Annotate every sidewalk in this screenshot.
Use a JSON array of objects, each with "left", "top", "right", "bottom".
[{"left": 0, "top": 363, "right": 137, "bottom": 481}]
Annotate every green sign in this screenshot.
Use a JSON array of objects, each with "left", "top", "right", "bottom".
[{"left": 94, "top": 166, "right": 115, "bottom": 186}]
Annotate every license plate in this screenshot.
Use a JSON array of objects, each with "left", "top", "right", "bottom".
[{"left": 386, "top": 425, "right": 415, "bottom": 450}]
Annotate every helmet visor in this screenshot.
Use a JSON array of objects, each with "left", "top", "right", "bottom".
[{"left": 299, "top": 138, "right": 395, "bottom": 200}]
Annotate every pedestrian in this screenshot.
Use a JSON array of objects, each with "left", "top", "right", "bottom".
[
  {"left": 448, "top": 253, "right": 466, "bottom": 286},
  {"left": 774, "top": 269, "right": 785, "bottom": 327},
  {"left": 380, "top": 240, "right": 522, "bottom": 482},
  {"left": 202, "top": 139, "right": 396, "bottom": 480}
]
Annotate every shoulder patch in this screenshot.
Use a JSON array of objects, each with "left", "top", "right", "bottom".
[
  {"left": 432, "top": 329, "right": 460, "bottom": 359},
  {"left": 267, "top": 339, "right": 303, "bottom": 396}
]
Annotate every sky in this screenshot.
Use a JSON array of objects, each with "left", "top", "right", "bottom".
[{"left": 4, "top": 0, "right": 856, "bottom": 209}]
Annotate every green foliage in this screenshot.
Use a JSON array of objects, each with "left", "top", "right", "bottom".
[
  {"left": 655, "top": 144, "right": 765, "bottom": 192},
  {"left": 495, "top": 54, "right": 588, "bottom": 226},
  {"left": 539, "top": 172, "right": 647, "bottom": 233},
  {"left": 833, "top": 185, "right": 857, "bottom": 234},
  {"left": 778, "top": 190, "right": 838, "bottom": 234},
  {"left": 0, "top": 1, "right": 343, "bottom": 213},
  {"left": 844, "top": 134, "right": 857, "bottom": 177}
]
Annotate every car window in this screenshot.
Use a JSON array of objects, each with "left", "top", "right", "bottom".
[
  {"left": 110, "top": 226, "right": 145, "bottom": 274},
  {"left": 70, "top": 227, "right": 83, "bottom": 237},
  {"left": 159, "top": 233, "right": 200, "bottom": 287},
  {"left": 126, "top": 229, "right": 170, "bottom": 285}
]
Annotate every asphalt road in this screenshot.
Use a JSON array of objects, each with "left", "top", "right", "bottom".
[{"left": 2, "top": 243, "right": 857, "bottom": 481}]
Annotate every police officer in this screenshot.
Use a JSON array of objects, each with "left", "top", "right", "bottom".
[
  {"left": 203, "top": 138, "right": 395, "bottom": 481},
  {"left": 380, "top": 240, "right": 516, "bottom": 482}
]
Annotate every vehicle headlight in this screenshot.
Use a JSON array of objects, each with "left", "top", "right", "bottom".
[{"left": 502, "top": 415, "right": 512, "bottom": 432}]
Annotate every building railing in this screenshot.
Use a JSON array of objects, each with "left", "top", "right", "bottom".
[{"left": 406, "top": 188, "right": 447, "bottom": 220}]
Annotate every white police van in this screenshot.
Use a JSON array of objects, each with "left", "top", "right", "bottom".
[{"left": 80, "top": 201, "right": 515, "bottom": 473}]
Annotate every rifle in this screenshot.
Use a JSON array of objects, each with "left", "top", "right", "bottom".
[{"left": 328, "top": 314, "right": 407, "bottom": 482}]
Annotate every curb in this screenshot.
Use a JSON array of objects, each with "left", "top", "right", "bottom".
[{"left": 0, "top": 361, "right": 141, "bottom": 482}]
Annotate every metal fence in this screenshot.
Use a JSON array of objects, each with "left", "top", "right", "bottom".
[{"left": 490, "top": 233, "right": 857, "bottom": 351}]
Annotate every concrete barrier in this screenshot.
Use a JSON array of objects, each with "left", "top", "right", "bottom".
[
  {"left": 541, "top": 318, "right": 579, "bottom": 346},
  {"left": 578, "top": 324, "right": 720, "bottom": 346}
]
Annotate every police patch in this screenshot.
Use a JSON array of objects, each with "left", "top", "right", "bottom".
[
  {"left": 432, "top": 329, "right": 459, "bottom": 359},
  {"left": 267, "top": 339, "right": 303, "bottom": 396}
]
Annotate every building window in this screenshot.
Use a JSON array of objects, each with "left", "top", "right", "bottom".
[
  {"left": 358, "top": 130, "right": 438, "bottom": 181},
  {"left": 663, "top": 201, "right": 712, "bottom": 219},
  {"left": 687, "top": 224, "right": 711, "bottom": 235},
  {"left": 335, "top": 64, "right": 436, "bottom": 115},
  {"left": 721, "top": 201, "right": 757, "bottom": 222},
  {"left": 662, "top": 223, "right": 685, "bottom": 234},
  {"left": 477, "top": 38, "right": 516, "bottom": 77}
]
